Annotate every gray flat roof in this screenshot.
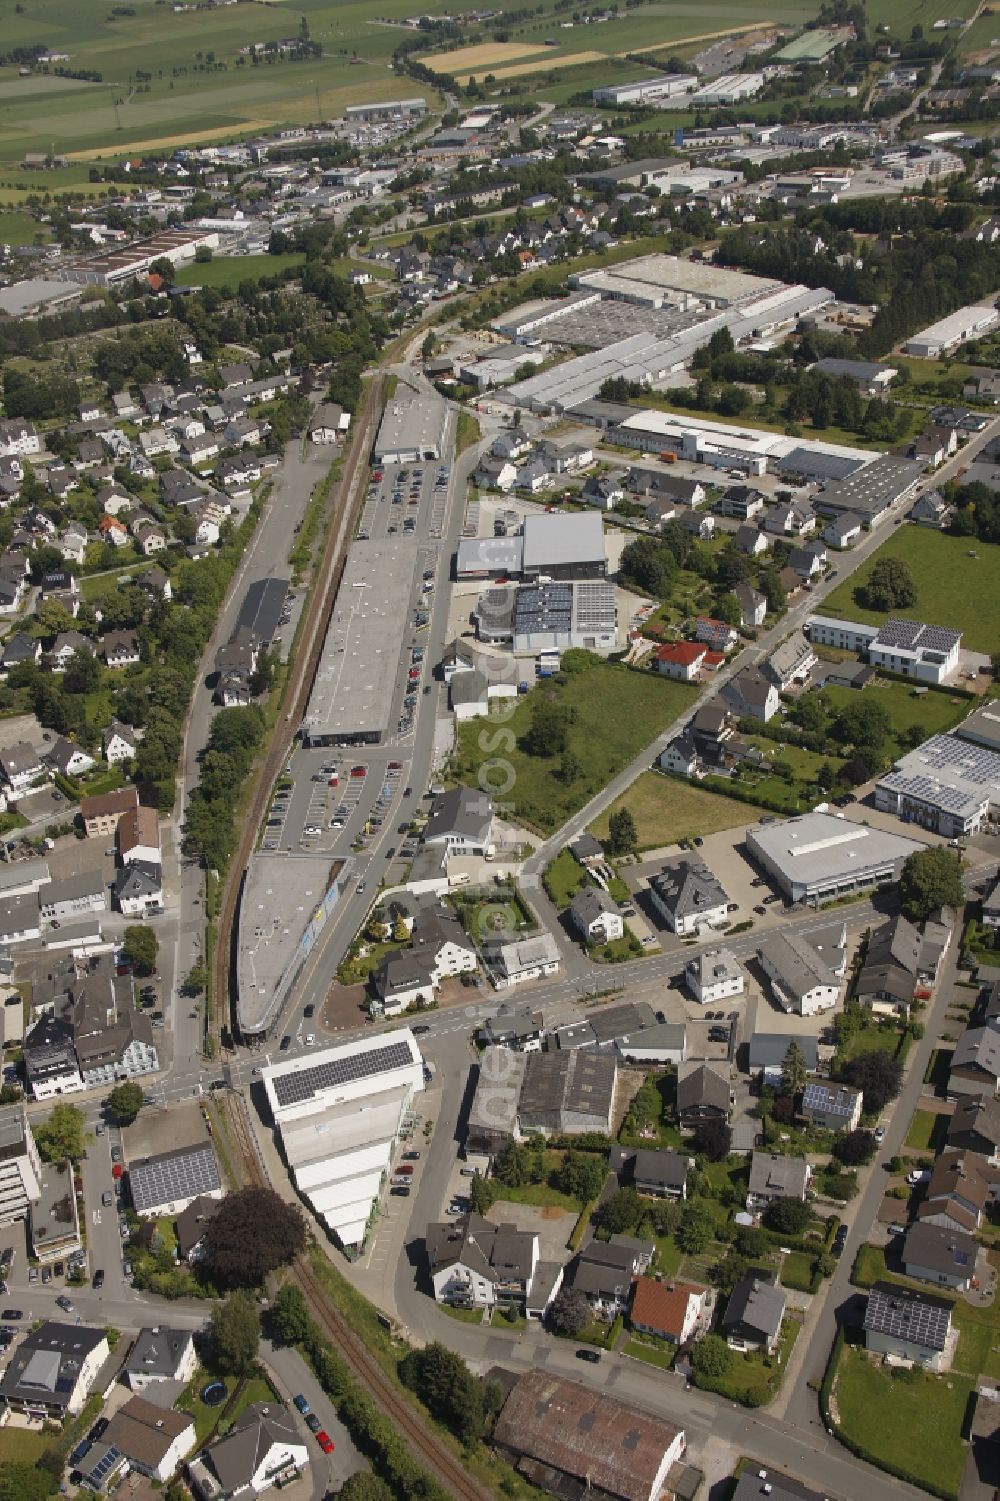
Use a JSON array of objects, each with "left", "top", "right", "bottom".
[
  {"left": 747, "top": 811, "right": 923, "bottom": 890},
  {"left": 0, "top": 280, "right": 81, "bottom": 318},
  {"left": 303, "top": 538, "right": 417, "bottom": 741},
  {"left": 956, "top": 703, "right": 1000, "bottom": 753},
  {"left": 237, "top": 853, "right": 348, "bottom": 1036},
  {"left": 813, "top": 454, "right": 923, "bottom": 516},
  {"left": 374, "top": 388, "right": 448, "bottom": 461},
  {"left": 521, "top": 512, "right": 605, "bottom": 570}
]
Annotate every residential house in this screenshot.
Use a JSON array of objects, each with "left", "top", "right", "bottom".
[
  {"left": 757, "top": 930, "right": 843, "bottom": 1016},
  {"left": 118, "top": 805, "right": 160, "bottom": 867},
  {"left": 580, "top": 472, "right": 625, "bottom": 510},
  {"left": 139, "top": 427, "right": 179, "bottom": 459},
  {"left": 685, "top": 948, "right": 744, "bottom": 1005},
  {"left": 50, "top": 631, "right": 93, "bottom": 672},
  {"left": 0, "top": 1321, "right": 109, "bottom": 1416},
  {"left": 659, "top": 734, "right": 698, "bottom": 776},
  {"left": 133, "top": 520, "right": 166, "bottom": 556},
  {"left": 99, "top": 516, "right": 129, "bottom": 548},
  {"left": 723, "top": 666, "right": 780, "bottom": 722},
  {"left": 46, "top": 737, "right": 95, "bottom": 779},
  {"left": 58, "top": 525, "right": 88, "bottom": 565},
  {"left": 856, "top": 914, "right": 922, "bottom": 1018},
  {"left": 721, "top": 1272, "right": 786, "bottom": 1353},
  {"left": 863, "top": 1281, "right": 953, "bottom": 1372},
  {"left": 949, "top": 1020, "right": 1000, "bottom": 1097},
  {"left": 676, "top": 1061, "right": 730, "bottom": 1126},
  {"left": 0, "top": 419, "right": 40, "bottom": 459},
  {"left": 649, "top": 859, "right": 729, "bottom": 936},
  {"left": 125, "top": 1328, "right": 197, "bottom": 1393},
  {"left": 911, "top": 490, "right": 954, "bottom": 528},
  {"left": 568, "top": 886, "right": 624, "bottom": 945},
  {"left": 0, "top": 741, "right": 44, "bottom": 795},
  {"left": 746, "top": 1151, "right": 810, "bottom": 1211},
  {"left": 187, "top": 1403, "right": 308, "bottom": 1501},
  {"left": 426, "top": 1213, "right": 541, "bottom": 1309},
  {"left": 114, "top": 860, "right": 163, "bottom": 918},
  {"left": 2, "top": 633, "right": 41, "bottom": 670},
  {"left": 423, "top": 786, "right": 494, "bottom": 857},
  {"left": 716, "top": 485, "right": 765, "bottom": 521},
  {"left": 80, "top": 785, "right": 139, "bottom": 839},
  {"left": 611, "top": 1146, "right": 689, "bottom": 1199},
  {"left": 103, "top": 721, "right": 138, "bottom": 765},
  {"left": 788, "top": 543, "right": 827, "bottom": 581},
  {"left": 947, "top": 1094, "right": 1000, "bottom": 1163},
  {"left": 129, "top": 1141, "right": 222, "bottom": 1218},
  {"left": 629, "top": 1276, "right": 708, "bottom": 1346},
  {"left": 902, "top": 1222, "right": 978, "bottom": 1290},
  {"left": 96, "top": 485, "right": 132, "bottom": 516},
  {"left": 748, "top": 1033, "right": 819, "bottom": 1091},
  {"left": 916, "top": 1149, "right": 996, "bottom": 1234},
  {"left": 765, "top": 632, "right": 817, "bottom": 691},
  {"left": 654, "top": 641, "right": 707, "bottom": 681},
  {"left": 175, "top": 1195, "right": 221, "bottom": 1263},
  {"left": 801, "top": 1081, "right": 863, "bottom": 1132},
  {"left": 983, "top": 877, "right": 1000, "bottom": 930},
  {"left": 695, "top": 617, "right": 738, "bottom": 653},
  {"left": 102, "top": 630, "right": 140, "bottom": 669},
  {"left": 735, "top": 524, "right": 769, "bottom": 559},
  {"left": 571, "top": 1234, "right": 654, "bottom": 1315},
  {"left": 823, "top": 511, "right": 864, "bottom": 550},
  {"left": 104, "top": 1397, "right": 195, "bottom": 1483},
  {"left": 763, "top": 499, "right": 817, "bottom": 537},
  {"left": 733, "top": 582, "right": 766, "bottom": 629}
]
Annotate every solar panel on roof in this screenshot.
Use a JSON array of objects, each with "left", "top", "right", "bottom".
[
  {"left": 129, "top": 1141, "right": 222, "bottom": 1213},
  {"left": 272, "top": 1039, "right": 414, "bottom": 1108}
]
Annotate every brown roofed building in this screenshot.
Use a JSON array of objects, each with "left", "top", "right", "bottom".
[
  {"left": 80, "top": 784, "right": 139, "bottom": 839},
  {"left": 492, "top": 1369, "right": 686, "bottom": 1501},
  {"left": 629, "top": 1276, "right": 708, "bottom": 1345},
  {"left": 118, "top": 804, "right": 161, "bottom": 866},
  {"left": 916, "top": 1149, "right": 999, "bottom": 1235},
  {"left": 104, "top": 1395, "right": 196, "bottom": 1482}
]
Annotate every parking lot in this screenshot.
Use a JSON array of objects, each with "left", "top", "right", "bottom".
[
  {"left": 262, "top": 750, "right": 414, "bottom": 860},
  {"left": 358, "top": 458, "right": 451, "bottom": 545}
]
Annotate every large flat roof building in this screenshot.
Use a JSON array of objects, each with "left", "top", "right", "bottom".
[
  {"left": 64, "top": 228, "right": 219, "bottom": 287},
  {"left": 262, "top": 1031, "right": 425, "bottom": 1249},
  {"left": 811, "top": 454, "right": 924, "bottom": 524},
  {"left": 521, "top": 512, "right": 607, "bottom": 581},
  {"left": 875, "top": 732, "right": 1000, "bottom": 837},
  {"left": 302, "top": 539, "right": 417, "bottom": 745},
  {"left": 746, "top": 811, "right": 925, "bottom": 904},
  {"left": 373, "top": 388, "right": 448, "bottom": 464},
  {"left": 905, "top": 303, "right": 1000, "bottom": 358}
]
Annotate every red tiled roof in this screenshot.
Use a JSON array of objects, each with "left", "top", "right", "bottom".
[
  {"left": 656, "top": 641, "right": 706, "bottom": 666},
  {"left": 629, "top": 1275, "right": 704, "bottom": 1339}
]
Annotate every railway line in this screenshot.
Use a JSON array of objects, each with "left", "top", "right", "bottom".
[
  {"left": 221, "top": 1092, "right": 493, "bottom": 1501},
  {"left": 209, "top": 372, "right": 387, "bottom": 1047}
]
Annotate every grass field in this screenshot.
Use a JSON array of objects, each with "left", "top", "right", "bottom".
[
  {"left": 822, "top": 677, "right": 969, "bottom": 747},
  {"left": 834, "top": 1346, "right": 972, "bottom": 1499},
  {"left": 819, "top": 526, "right": 1000, "bottom": 655},
  {"left": 176, "top": 252, "right": 306, "bottom": 290},
  {"left": 452, "top": 663, "right": 694, "bottom": 834},
  {"left": 0, "top": 209, "right": 47, "bottom": 245},
  {"left": 0, "top": 1428, "right": 50, "bottom": 1464},
  {"left": 904, "top": 1107, "right": 946, "bottom": 1152},
  {"left": 590, "top": 770, "right": 750, "bottom": 850}
]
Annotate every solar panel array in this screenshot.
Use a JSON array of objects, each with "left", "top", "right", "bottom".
[
  {"left": 865, "top": 1285, "right": 951, "bottom": 1350},
  {"left": 129, "top": 1141, "right": 222, "bottom": 1214},
  {"left": 876, "top": 618, "right": 960, "bottom": 653},
  {"left": 272, "top": 1039, "right": 414, "bottom": 1108},
  {"left": 82, "top": 1446, "right": 124, "bottom": 1486},
  {"left": 514, "top": 583, "right": 573, "bottom": 634},
  {"left": 573, "top": 581, "right": 616, "bottom": 630}
]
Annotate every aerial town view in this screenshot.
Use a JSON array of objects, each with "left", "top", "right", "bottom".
[{"left": 7, "top": 2, "right": 1000, "bottom": 1501}]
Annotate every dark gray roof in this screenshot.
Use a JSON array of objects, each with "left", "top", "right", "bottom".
[
  {"left": 650, "top": 858, "right": 727, "bottom": 920},
  {"left": 235, "top": 576, "right": 289, "bottom": 647},
  {"left": 903, "top": 1221, "right": 977, "bottom": 1277},
  {"left": 129, "top": 1141, "right": 221, "bottom": 1214},
  {"left": 126, "top": 1327, "right": 192, "bottom": 1379},
  {"left": 865, "top": 1280, "right": 952, "bottom": 1352},
  {"left": 203, "top": 1403, "right": 300, "bottom": 1493},
  {"left": 748, "top": 1034, "right": 818, "bottom": 1070},
  {"left": 722, "top": 1272, "right": 785, "bottom": 1339}
]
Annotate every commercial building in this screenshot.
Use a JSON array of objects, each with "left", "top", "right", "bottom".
[
  {"left": 262, "top": 1032, "right": 425, "bottom": 1249},
  {"left": 521, "top": 512, "right": 607, "bottom": 581},
  {"left": 511, "top": 579, "right": 616, "bottom": 652},
  {"left": 0, "top": 1109, "right": 41, "bottom": 1226},
  {"left": 905, "top": 303, "right": 1000, "bottom": 359},
  {"left": 757, "top": 930, "right": 844, "bottom": 1016},
  {"left": 649, "top": 859, "right": 729, "bottom": 935},
  {"left": 868, "top": 618, "right": 962, "bottom": 684},
  {"left": 518, "top": 1048, "right": 617, "bottom": 1135},
  {"left": 593, "top": 74, "right": 696, "bottom": 106},
  {"left": 373, "top": 388, "right": 448, "bottom": 464},
  {"left": 64, "top": 228, "right": 219, "bottom": 288},
  {"left": 492, "top": 1370, "right": 686, "bottom": 1501},
  {"left": 302, "top": 539, "right": 417, "bottom": 745},
  {"left": 875, "top": 733, "right": 1000, "bottom": 837},
  {"left": 345, "top": 97, "right": 426, "bottom": 121},
  {"left": 746, "top": 811, "right": 924, "bottom": 904},
  {"left": 128, "top": 1141, "right": 223, "bottom": 1218},
  {"left": 811, "top": 454, "right": 924, "bottom": 525}
]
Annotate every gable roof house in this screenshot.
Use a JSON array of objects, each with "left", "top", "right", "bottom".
[
  {"left": 733, "top": 582, "right": 766, "bottom": 629},
  {"left": 947, "top": 1094, "right": 1000, "bottom": 1162},
  {"left": 0, "top": 740, "right": 44, "bottom": 795},
  {"left": 949, "top": 1019, "right": 1000, "bottom": 1097},
  {"left": 104, "top": 1396, "right": 196, "bottom": 1483},
  {"left": 916, "top": 1149, "right": 997, "bottom": 1234},
  {"left": 801, "top": 1080, "right": 863, "bottom": 1132},
  {"left": 102, "top": 630, "right": 140, "bottom": 669},
  {"left": 676, "top": 1061, "right": 730, "bottom": 1126},
  {"left": 571, "top": 1234, "right": 655, "bottom": 1314},
  {"left": 187, "top": 1403, "right": 308, "bottom": 1501},
  {"left": 125, "top": 1327, "right": 197, "bottom": 1392},
  {"left": 864, "top": 1281, "right": 953, "bottom": 1372},
  {"left": 103, "top": 720, "right": 138, "bottom": 764},
  {"left": 765, "top": 632, "right": 817, "bottom": 691},
  {"left": 757, "top": 930, "right": 842, "bottom": 1016},
  {"left": 856, "top": 914, "right": 922, "bottom": 1018},
  {"left": 611, "top": 1146, "right": 689, "bottom": 1199},
  {"left": 902, "top": 1221, "right": 978, "bottom": 1290},
  {"left": 746, "top": 1151, "right": 811, "bottom": 1211},
  {"left": 425, "top": 1212, "right": 542, "bottom": 1310},
  {"left": 721, "top": 1271, "right": 786, "bottom": 1353},
  {"left": 629, "top": 1276, "right": 708, "bottom": 1346},
  {"left": 568, "top": 885, "right": 624, "bottom": 945},
  {"left": 722, "top": 665, "right": 780, "bottom": 722}
]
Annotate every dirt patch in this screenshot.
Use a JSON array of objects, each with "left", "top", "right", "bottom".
[
  {"left": 420, "top": 40, "right": 550, "bottom": 71},
  {"left": 66, "top": 123, "right": 275, "bottom": 160},
  {"left": 454, "top": 50, "right": 605, "bottom": 82}
]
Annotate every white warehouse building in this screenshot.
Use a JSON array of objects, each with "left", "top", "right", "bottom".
[
  {"left": 263, "top": 1032, "right": 425, "bottom": 1250},
  {"left": 904, "top": 303, "right": 1000, "bottom": 359}
]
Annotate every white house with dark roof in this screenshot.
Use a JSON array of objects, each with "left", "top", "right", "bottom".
[
  {"left": 422, "top": 786, "right": 494, "bottom": 857},
  {"left": 685, "top": 948, "right": 744, "bottom": 1005},
  {"left": 0, "top": 1320, "right": 109, "bottom": 1416},
  {"left": 721, "top": 1271, "right": 786, "bottom": 1353},
  {"left": 426, "top": 1212, "right": 543, "bottom": 1309},
  {"left": 568, "top": 886, "right": 624, "bottom": 944},
  {"left": 649, "top": 859, "right": 729, "bottom": 935},
  {"left": 746, "top": 1151, "right": 811, "bottom": 1210},
  {"left": 864, "top": 1281, "right": 953, "bottom": 1371},
  {"left": 722, "top": 665, "right": 780, "bottom": 722},
  {"left": 757, "top": 930, "right": 842, "bottom": 1015},
  {"left": 869, "top": 618, "right": 962, "bottom": 684},
  {"left": 188, "top": 1403, "right": 308, "bottom": 1501},
  {"left": 125, "top": 1327, "right": 197, "bottom": 1392}
]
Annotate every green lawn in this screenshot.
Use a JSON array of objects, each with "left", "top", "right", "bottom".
[
  {"left": 176, "top": 252, "right": 306, "bottom": 289},
  {"left": 699, "top": 1320, "right": 800, "bottom": 1405},
  {"left": 453, "top": 663, "right": 695, "bottom": 834},
  {"left": 543, "top": 847, "right": 591, "bottom": 907},
  {"left": 178, "top": 1366, "right": 275, "bottom": 1446},
  {"left": 834, "top": 1346, "right": 972, "bottom": 1499},
  {"left": 905, "top": 1108, "right": 946, "bottom": 1152},
  {"left": 780, "top": 1250, "right": 817, "bottom": 1292},
  {"left": 954, "top": 1303, "right": 1000, "bottom": 1381},
  {"left": 822, "top": 678, "right": 968, "bottom": 750},
  {"left": 820, "top": 527, "right": 1000, "bottom": 654},
  {"left": 0, "top": 210, "right": 46, "bottom": 246},
  {"left": 590, "top": 770, "right": 750, "bottom": 851},
  {"left": 623, "top": 1337, "right": 676, "bottom": 1370},
  {"left": 0, "top": 1429, "right": 50, "bottom": 1464}
]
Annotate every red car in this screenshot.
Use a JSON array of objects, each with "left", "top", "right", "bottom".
[
  {"left": 396, "top": 1164, "right": 414, "bottom": 1175},
  {"left": 349, "top": 766, "right": 366, "bottom": 779},
  {"left": 316, "top": 1431, "right": 335, "bottom": 1454}
]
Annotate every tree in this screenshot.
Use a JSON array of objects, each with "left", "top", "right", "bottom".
[
  {"left": 554, "top": 1151, "right": 606, "bottom": 1202},
  {"left": 523, "top": 697, "right": 571, "bottom": 757},
  {"left": 34, "top": 1103, "right": 84, "bottom": 1163},
  {"left": 843, "top": 1050, "right": 904, "bottom": 1115},
  {"left": 734, "top": 1226, "right": 772, "bottom": 1259},
  {"left": 0, "top": 1462, "right": 56, "bottom": 1501},
  {"left": 710, "top": 1250, "right": 750, "bottom": 1296},
  {"left": 676, "top": 1202, "right": 714, "bottom": 1254},
  {"left": 690, "top": 1333, "right": 733, "bottom": 1384},
  {"left": 211, "top": 1290, "right": 260, "bottom": 1375},
  {"left": 764, "top": 1197, "right": 813, "bottom": 1236},
  {"left": 861, "top": 556, "right": 917, "bottom": 612},
  {"left": 596, "top": 1186, "right": 642, "bottom": 1234},
  {"left": 107, "top": 1082, "right": 144, "bottom": 1125},
  {"left": 202, "top": 1187, "right": 306, "bottom": 1286},
  {"left": 692, "top": 1119, "right": 731, "bottom": 1161},
  {"left": 835, "top": 698, "right": 891, "bottom": 751},
  {"left": 123, "top": 924, "right": 158, "bottom": 976},
  {"left": 833, "top": 1128, "right": 876, "bottom": 1165},
  {"left": 715, "top": 592, "right": 742, "bottom": 627},
  {"left": 338, "top": 1478, "right": 395, "bottom": 1501},
  {"left": 547, "top": 1285, "right": 590, "bottom": 1337},
  {"left": 400, "top": 1343, "right": 484, "bottom": 1444},
  {"left": 557, "top": 750, "right": 583, "bottom": 785},
  {"left": 898, "top": 846, "right": 964, "bottom": 921},
  {"left": 468, "top": 1171, "right": 496, "bottom": 1215},
  {"left": 606, "top": 806, "right": 637, "bottom": 858},
  {"left": 781, "top": 1040, "right": 807, "bottom": 1099},
  {"left": 269, "top": 1284, "right": 310, "bottom": 1345}
]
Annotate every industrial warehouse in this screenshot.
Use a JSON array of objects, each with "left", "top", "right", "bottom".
[{"left": 474, "top": 580, "right": 618, "bottom": 654}]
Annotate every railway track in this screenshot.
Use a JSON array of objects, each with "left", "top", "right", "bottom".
[
  {"left": 210, "top": 373, "right": 387, "bottom": 1046},
  {"left": 221, "top": 1092, "right": 493, "bottom": 1501}
]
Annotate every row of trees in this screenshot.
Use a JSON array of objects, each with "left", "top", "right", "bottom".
[{"left": 182, "top": 704, "right": 268, "bottom": 871}]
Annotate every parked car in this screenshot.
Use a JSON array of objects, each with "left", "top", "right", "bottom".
[
  {"left": 1, "top": 1310, "right": 22, "bottom": 1320},
  {"left": 317, "top": 1432, "right": 335, "bottom": 1454},
  {"left": 575, "top": 1348, "right": 601, "bottom": 1363},
  {"left": 55, "top": 1295, "right": 74, "bottom": 1313},
  {"left": 92, "top": 1270, "right": 105, "bottom": 1290},
  {"left": 391, "top": 1186, "right": 411, "bottom": 1197}
]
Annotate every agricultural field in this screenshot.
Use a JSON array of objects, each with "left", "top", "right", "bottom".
[
  {"left": 867, "top": 0, "right": 979, "bottom": 38},
  {"left": 820, "top": 526, "right": 1000, "bottom": 656}
]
